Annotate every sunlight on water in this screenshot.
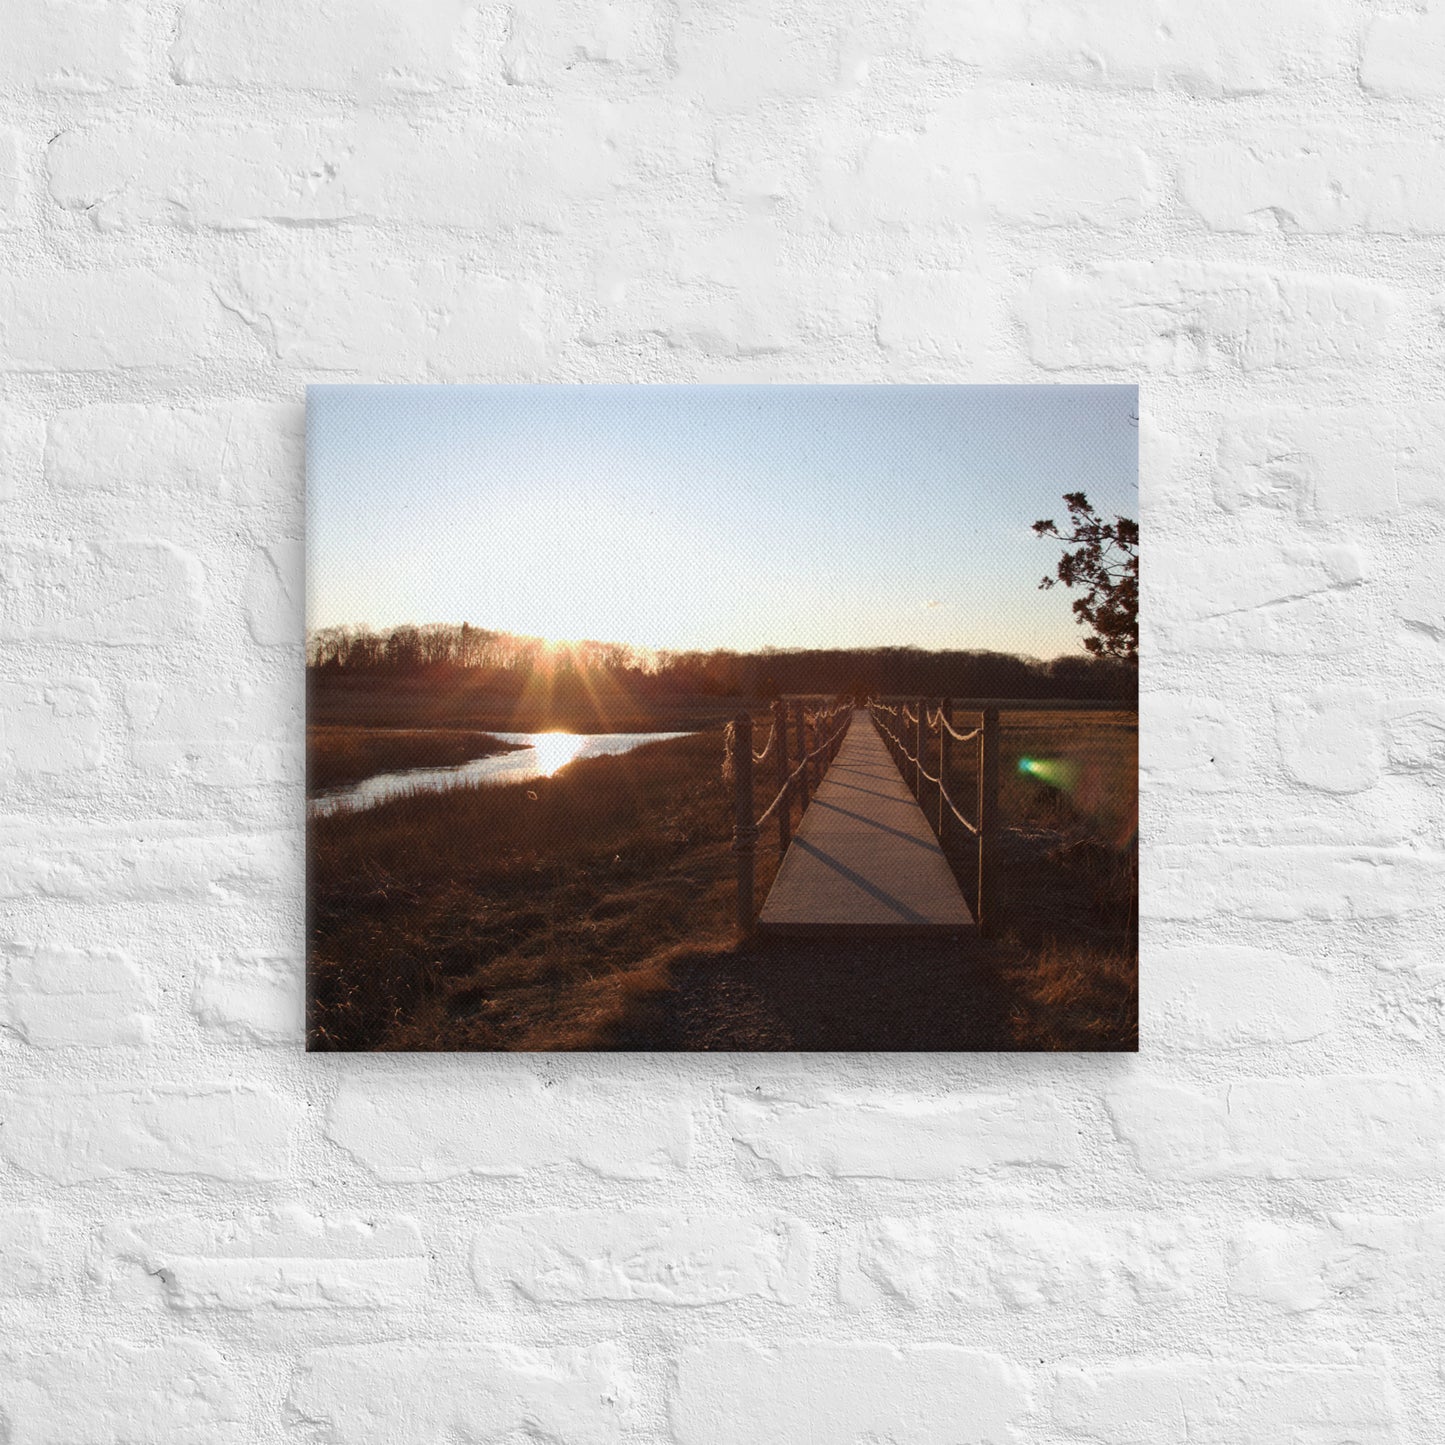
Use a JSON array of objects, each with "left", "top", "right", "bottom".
[
  {"left": 531, "top": 731, "right": 587, "bottom": 776},
  {"left": 310, "top": 730, "right": 693, "bottom": 816}
]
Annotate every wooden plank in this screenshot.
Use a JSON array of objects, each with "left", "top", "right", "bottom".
[{"left": 757, "top": 710, "right": 975, "bottom": 937}]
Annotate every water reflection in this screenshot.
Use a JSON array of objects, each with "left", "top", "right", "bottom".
[
  {"left": 310, "top": 730, "right": 692, "bottom": 816},
  {"left": 531, "top": 731, "right": 587, "bottom": 776}
]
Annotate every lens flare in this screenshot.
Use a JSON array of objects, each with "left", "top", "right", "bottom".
[{"left": 1017, "top": 755, "right": 1079, "bottom": 790}]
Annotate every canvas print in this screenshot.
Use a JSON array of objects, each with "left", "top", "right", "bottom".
[{"left": 307, "top": 385, "right": 1138, "bottom": 1051}]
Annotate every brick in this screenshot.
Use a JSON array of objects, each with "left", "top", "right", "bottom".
[
  {"left": 0, "top": 1341, "right": 243, "bottom": 1444},
  {"left": 96, "top": 1206, "right": 427, "bottom": 1311},
  {"left": 2, "top": 1082, "right": 300, "bottom": 1183},
  {"left": 713, "top": 115, "right": 817, "bottom": 204},
  {"left": 3, "top": 943, "right": 150, "bottom": 1046},
  {"left": 191, "top": 951, "right": 302, "bottom": 1044},
  {"left": 0, "top": 270, "right": 226, "bottom": 371},
  {"left": 1213, "top": 406, "right": 1445, "bottom": 520},
  {"left": 0, "top": 1, "right": 144, "bottom": 91},
  {"left": 1144, "top": 845, "right": 1445, "bottom": 922},
  {"left": 1151, "top": 535, "right": 1367, "bottom": 656},
  {"left": 672, "top": 0, "right": 852, "bottom": 101},
  {"left": 228, "top": 258, "right": 565, "bottom": 376},
  {"left": 1138, "top": 413, "right": 1191, "bottom": 529},
  {"left": 841, "top": 1213, "right": 1199, "bottom": 1313},
  {"left": 821, "top": 119, "right": 1149, "bottom": 232},
  {"left": 725, "top": 1086, "right": 1077, "bottom": 1179},
  {"left": 674, "top": 1342, "right": 1031, "bottom": 1445},
  {"left": 1372, "top": 951, "right": 1445, "bottom": 1043},
  {"left": 46, "top": 402, "right": 304, "bottom": 509},
  {"left": 975, "top": 133, "right": 1151, "bottom": 228},
  {"left": 1398, "top": 540, "right": 1445, "bottom": 640},
  {"left": 288, "top": 1343, "right": 638, "bottom": 1444},
  {"left": 125, "top": 678, "right": 299, "bottom": 787},
  {"left": 1025, "top": 262, "right": 1395, "bottom": 372},
  {"left": 0, "top": 131, "right": 21, "bottom": 227},
  {"left": 876, "top": 272, "right": 1002, "bottom": 360},
  {"left": 1383, "top": 699, "right": 1445, "bottom": 775},
  {"left": 0, "top": 677, "right": 105, "bottom": 773},
  {"left": 243, "top": 539, "right": 302, "bottom": 647},
  {"left": 1159, "top": 589, "right": 1373, "bottom": 656},
  {"left": 583, "top": 268, "right": 850, "bottom": 357},
  {"left": 1275, "top": 689, "right": 1382, "bottom": 794},
  {"left": 472, "top": 1210, "right": 809, "bottom": 1306},
  {"left": 581, "top": 216, "right": 870, "bottom": 357},
  {"left": 1052, "top": 1357, "right": 1401, "bottom": 1444},
  {"left": 48, "top": 122, "right": 349, "bottom": 231},
  {"left": 328, "top": 1071, "right": 691, "bottom": 1180},
  {"left": 0, "top": 1209, "right": 52, "bottom": 1296},
  {"left": 0, "top": 541, "right": 205, "bottom": 643},
  {"left": 915, "top": 0, "right": 1341, "bottom": 95},
  {"left": 0, "top": 822, "right": 299, "bottom": 902},
  {"left": 1141, "top": 693, "right": 1249, "bottom": 793},
  {"left": 1231, "top": 1213, "right": 1445, "bottom": 1315},
  {"left": 345, "top": 113, "right": 621, "bottom": 231},
  {"left": 1151, "top": 945, "right": 1334, "bottom": 1050},
  {"left": 500, "top": 0, "right": 671, "bottom": 82},
  {"left": 1109, "top": 1077, "right": 1445, "bottom": 1180},
  {"left": 0, "top": 407, "right": 44, "bottom": 502},
  {"left": 1362, "top": 1, "right": 1445, "bottom": 100},
  {"left": 171, "top": 0, "right": 478, "bottom": 91},
  {"left": 1182, "top": 135, "right": 1445, "bottom": 235}
]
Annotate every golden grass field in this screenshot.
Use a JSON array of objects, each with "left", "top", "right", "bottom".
[{"left": 308, "top": 706, "right": 1136, "bottom": 1051}]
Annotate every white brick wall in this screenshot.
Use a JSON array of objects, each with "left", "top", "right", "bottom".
[{"left": 1, "top": 1, "right": 1442, "bottom": 1439}]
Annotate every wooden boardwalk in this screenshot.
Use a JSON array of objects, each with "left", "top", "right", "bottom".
[{"left": 757, "top": 709, "right": 975, "bottom": 937}]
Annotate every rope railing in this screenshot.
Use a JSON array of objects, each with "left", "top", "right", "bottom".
[
  {"left": 868, "top": 693, "right": 1136, "bottom": 934},
  {"left": 751, "top": 722, "right": 776, "bottom": 764},
  {"left": 730, "top": 690, "right": 1135, "bottom": 938},
  {"left": 928, "top": 705, "right": 981, "bottom": 743},
  {"left": 727, "top": 696, "right": 853, "bottom": 934},
  {"left": 870, "top": 703, "right": 980, "bottom": 838}
]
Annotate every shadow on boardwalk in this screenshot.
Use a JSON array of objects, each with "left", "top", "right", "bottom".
[{"left": 618, "top": 934, "right": 1014, "bottom": 1051}]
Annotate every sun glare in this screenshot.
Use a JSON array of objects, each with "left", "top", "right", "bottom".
[{"left": 532, "top": 732, "right": 586, "bottom": 777}]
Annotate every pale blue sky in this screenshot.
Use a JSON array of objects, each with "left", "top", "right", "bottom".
[{"left": 307, "top": 384, "right": 1137, "bottom": 659}]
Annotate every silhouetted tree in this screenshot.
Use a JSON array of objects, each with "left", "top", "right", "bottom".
[{"left": 1034, "top": 492, "right": 1138, "bottom": 666}]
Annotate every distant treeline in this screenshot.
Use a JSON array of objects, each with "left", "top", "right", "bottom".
[{"left": 307, "top": 623, "right": 1135, "bottom": 701}]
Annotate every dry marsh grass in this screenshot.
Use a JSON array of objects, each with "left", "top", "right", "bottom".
[
  {"left": 1003, "top": 938, "right": 1137, "bottom": 1051},
  {"left": 308, "top": 730, "right": 751, "bottom": 1049},
  {"left": 308, "top": 726, "right": 522, "bottom": 793},
  {"left": 309, "top": 706, "right": 1136, "bottom": 1051}
]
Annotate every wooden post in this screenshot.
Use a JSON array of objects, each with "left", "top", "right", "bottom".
[
  {"left": 732, "top": 713, "right": 756, "bottom": 936},
  {"left": 793, "top": 700, "right": 810, "bottom": 809},
  {"left": 772, "top": 697, "right": 791, "bottom": 855},
  {"left": 977, "top": 705, "right": 1000, "bottom": 937},
  {"left": 914, "top": 698, "right": 925, "bottom": 798},
  {"left": 938, "top": 696, "right": 952, "bottom": 844}
]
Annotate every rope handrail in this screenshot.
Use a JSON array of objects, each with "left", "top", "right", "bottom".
[
  {"left": 748, "top": 710, "right": 851, "bottom": 832},
  {"left": 939, "top": 781, "right": 979, "bottom": 835},
  {"left": 930, "top": 709, "right": 980, "bottom": 743},
  {"left": 869, "top": 702, "right": 980, "bottom": 836},
  {"left": 751, "top": 722, "right": 776, "bottom": 764}
]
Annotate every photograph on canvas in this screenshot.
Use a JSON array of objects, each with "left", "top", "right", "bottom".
[{"left": 306, "top": 384, "right": 1138, "bottom": 1051}]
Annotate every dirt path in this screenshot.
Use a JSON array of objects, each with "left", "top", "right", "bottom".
[{"left": 618, "top": 934, "right": 1015, "bottom": 1051}]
